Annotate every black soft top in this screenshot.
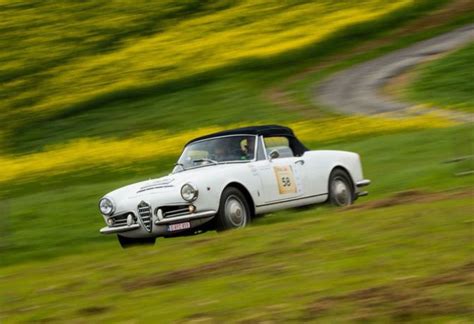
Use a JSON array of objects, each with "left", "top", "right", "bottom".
[
  {"left": 186, "top": 125, "right": 309, "bottom": 156},
  {"left": 187, "top": 125, "right": 293, "bottom": 144}
]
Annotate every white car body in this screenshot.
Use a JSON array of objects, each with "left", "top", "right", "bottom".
[{"left": 98, "top": 126, "right": 370, "bottom": 240}]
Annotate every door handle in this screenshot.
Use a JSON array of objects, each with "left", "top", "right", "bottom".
[{"left": 295, "top": 159, "right": 305, "bottom": 165}]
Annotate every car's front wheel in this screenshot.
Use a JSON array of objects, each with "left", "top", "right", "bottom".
[
  {"left": 328, "top": 169, "right": 354, "bottom": 207},
  {"left": 215, "top": 187, "right": 250, "bottom": 231},
  {"left": 117, "top": 235, "right": 156, "bottom": 248}
]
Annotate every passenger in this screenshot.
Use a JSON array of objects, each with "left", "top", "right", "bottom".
[{"left": 241, "top": 137, "right": 255, "bottom": 160}]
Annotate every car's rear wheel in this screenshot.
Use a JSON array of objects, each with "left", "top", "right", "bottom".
[
  {"left": 328, "top": 169, "right": 354, "bottom": 207},
  {"left": 117, "top": 235, "right": 155, "bottom": 248},
  {"left": 215, "top": 187, "right": 250, "bottom": 231}
]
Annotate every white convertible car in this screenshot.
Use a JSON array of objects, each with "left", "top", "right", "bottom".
[{"left": 98, "top": 125, "right": 370, "bottom": 248}]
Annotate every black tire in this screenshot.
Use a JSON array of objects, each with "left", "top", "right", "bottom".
[
  {"left": 328, "top": 169, "right": 354, "bottom": 207},
  {"left": 117, "top": 235, "right": 156, "bottom": 249},
  {"left": 215, "top": 187, "right": 251, "bottom": 232}
]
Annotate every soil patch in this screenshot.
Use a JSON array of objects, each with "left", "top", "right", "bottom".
[
  {"left": 347, "top": 189, "right": 473, "bottom": 211},
  {"left": 123, "top": 252, "right": 261, "bottom": 291},
  {"left": 77, "top": 306, "right": 111, "bottom": 316},
  {"left": 303, "top": 262, "right": 474, "bottom": 321}
]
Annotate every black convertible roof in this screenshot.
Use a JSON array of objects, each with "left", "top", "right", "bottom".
[{"left": 186, "top": 125, "right": 295, "bottom": 145}]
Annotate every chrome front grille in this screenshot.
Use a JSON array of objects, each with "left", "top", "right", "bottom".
[
  {"left": 137, "top": 201, "right": 152, "bottom": 232},
  {"left": 111, "top": 213, "right": 128, "bottom": 227},
  {"left": 162, "top": 205, "right": 191, "bottom": 219}
]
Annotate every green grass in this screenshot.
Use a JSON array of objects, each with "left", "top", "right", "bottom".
[
  {"left": 1, "top": 197, "right": 472, "bottom": 322},
  {"left": 408, "top": 42, "right": 474, "bottom": 112}
]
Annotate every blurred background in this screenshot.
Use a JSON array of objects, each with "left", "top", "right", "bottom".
[{"left": 0, "top": 0, "right": 473, "bottom": 322}]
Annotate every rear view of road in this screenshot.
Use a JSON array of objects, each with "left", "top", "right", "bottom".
[{"left": 317, "top": 24, "right": 474, "bottom": 119}]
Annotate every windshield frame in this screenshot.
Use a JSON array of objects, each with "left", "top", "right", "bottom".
[{"left": 173, "top": 134, "right": 258, "bottom": 173}]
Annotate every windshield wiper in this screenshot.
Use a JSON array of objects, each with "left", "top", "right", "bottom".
[{"left": 192, "top": 158, "right": 219, "bottom": 165}]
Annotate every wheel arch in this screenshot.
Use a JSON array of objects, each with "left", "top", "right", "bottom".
[{"left": 222, "top": 182, "right": 256, "bottom": 217}]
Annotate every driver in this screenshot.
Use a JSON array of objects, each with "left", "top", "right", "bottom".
[{"left": 211, "top": 140, "right": 229, "bottom": 162}]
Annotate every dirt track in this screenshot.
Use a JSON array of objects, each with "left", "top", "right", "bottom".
[{"left": 316, "top": 24, "right": 474, "bottom": 120}]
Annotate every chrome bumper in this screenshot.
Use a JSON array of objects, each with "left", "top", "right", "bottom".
[
  {"left": 356, "top": 179, "right": 371, "bottom": 197},
  {"left": 100, "top": 223, "right": 140, "bottom": 234},
  {"left": 155, "top": 210, "right": 216, "bottom": 225},
  {"left": 99, "top": 210, "right": 216, "bottom": 234},
  {"left": 356, "top": 179, "right": 371, "bottom": 187}
]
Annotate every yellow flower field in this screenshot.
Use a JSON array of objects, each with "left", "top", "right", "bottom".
[
  {"left": 0, "top": 114, "right": 456, "bottom": 184},
  {"left": 2, "top": 0, "right": 413, "bottom": 121}
]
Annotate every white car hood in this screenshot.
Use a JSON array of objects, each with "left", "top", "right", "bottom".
[
  {"left": 104, "top": 163, "right": 240, "bottom": 201},
  {"left": 105, "top": 176, "right": 175, "bottom": 201}
]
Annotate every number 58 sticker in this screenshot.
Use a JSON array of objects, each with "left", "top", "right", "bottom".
[{"left": 273, "top": 165, "right": 297, "bottom": 194}]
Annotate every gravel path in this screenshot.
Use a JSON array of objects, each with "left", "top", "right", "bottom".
[{"left": 316, "top": 24, "right": 474, "bottom": 120}]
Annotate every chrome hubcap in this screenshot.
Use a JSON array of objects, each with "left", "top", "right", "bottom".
[
  {"left": 333, "top": 178, "right": 351, "bottom": 206},
  {"left": 225, "top": 195, "right": 247, "bottom": 227}
]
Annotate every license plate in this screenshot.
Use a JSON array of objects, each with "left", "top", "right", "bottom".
[{"left": 168, "top": 222, "right": 191, "bottom": 232}]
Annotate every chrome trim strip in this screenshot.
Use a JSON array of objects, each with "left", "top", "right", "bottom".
[
  {"left": 155, "top": 210, "right": 216, "bottom": 224},
  {"left": 137, "top": 185, "right": 173, "bottom": 193},
  {"left": 260, "top": 135, "right": 269, "bottom": 160},
  {"left": 100, "top": 224, "right": 140, "bottom": 234},
  {"left": 356, "top": 179, "right": 371, "bottom": 187},
  {"left": 256, "top": 193, "right": 327, "bottom": 207}
]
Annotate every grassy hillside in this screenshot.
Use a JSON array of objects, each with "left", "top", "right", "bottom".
[
  {"left": 1, "top": 196, "right": 472, "bottom": 322},
  {"left": 408, "top": 42, "right": 474, "bottom": 112},
  {"left": 0, "top": 0, "right": 471, "bottom": 266},
  {"left": 2, "top": 0, "right": 415, "bottom": 122},
  {"left": 2, "top": 0, "right": 470, "bottom": 187},
  {"left": 1, "top": 0, "right": 474, "bottom": 322},
  {"left": 3, "top": 0, "right": 463, "bottom": 157}
]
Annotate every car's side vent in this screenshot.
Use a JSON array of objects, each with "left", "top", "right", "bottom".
[
  {"left": 162, "top": 205, "right": 190, "bottom": 218},
  {"left": 137, "top": 201, "right": 152, "bottom": 232},
  {"left": 111, "top": 213, "right": 128, "bottom": 227}
]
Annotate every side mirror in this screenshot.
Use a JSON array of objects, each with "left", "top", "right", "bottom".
[{"left": 269, "top": 150, "right": 280, "bottom": 161}]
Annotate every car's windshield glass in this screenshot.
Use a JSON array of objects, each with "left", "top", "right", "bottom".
[{"left": 175, "top": 135, "right": 256, "bottom": 171}]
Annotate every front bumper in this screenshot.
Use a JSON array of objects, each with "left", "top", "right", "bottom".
[
  {"left": 99, "top": 210, "right": 216, "bottom": 235},
  {"left": 100, "top": 223, "right": 140, "bottom": 234}
]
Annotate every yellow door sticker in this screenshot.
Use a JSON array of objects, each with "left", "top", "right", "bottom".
[{"left": 273, "top": 165, "right": 297, "bottom": 194}]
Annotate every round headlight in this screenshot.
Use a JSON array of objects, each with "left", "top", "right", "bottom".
[
  {"left": 99, "top": 197, "right": 115, "bottom": 216},
  {"left": 181, "top": 183, "right": 198, "bottom": 202}
]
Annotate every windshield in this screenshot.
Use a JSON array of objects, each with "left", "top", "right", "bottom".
[{"left": 175, "top": 135, "right": 256, "bottom": 171}]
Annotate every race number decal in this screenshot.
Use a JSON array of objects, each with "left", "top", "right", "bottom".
[{"left": 273, "top": 165, "right": 297, "bottom": 194}]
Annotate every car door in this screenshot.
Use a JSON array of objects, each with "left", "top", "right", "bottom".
[
  {"left": 254, "top": 135, "right": 306, "bottom": 204},
  {"left": 299, "top": 152, "right": 327, "bottom": 196}
]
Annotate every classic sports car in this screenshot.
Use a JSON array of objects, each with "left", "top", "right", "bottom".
[{"left": 98, "top": 125, "right": 370, "bottom": 248}]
